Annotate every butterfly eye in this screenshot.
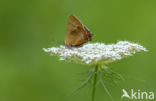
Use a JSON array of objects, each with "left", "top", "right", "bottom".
[
  {"left": 83, "top": 26, "right": 93, "bottom": 41},
  {"left": 87, "top": 34, "right": 92, "bottom": 41}
]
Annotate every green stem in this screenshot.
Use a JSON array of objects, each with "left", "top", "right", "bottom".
[{"left": 91, "top": 65, "right": 98, "bottom": 101}]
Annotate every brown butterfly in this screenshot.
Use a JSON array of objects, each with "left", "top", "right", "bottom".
[{"left": 65, "top": 15, "right": 93, "bottom": 47}]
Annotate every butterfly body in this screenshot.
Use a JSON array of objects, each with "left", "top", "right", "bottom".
[{"left": 65, "top": 15, "right": 92, "bottom": 47}]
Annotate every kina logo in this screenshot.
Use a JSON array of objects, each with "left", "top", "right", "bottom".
[{"left": 121, "top": 89, "right": 154, "bottom": 100}]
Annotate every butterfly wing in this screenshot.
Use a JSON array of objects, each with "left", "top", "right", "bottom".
[{"left": 65, "top": 15, "right": 92, "bottom": 47}]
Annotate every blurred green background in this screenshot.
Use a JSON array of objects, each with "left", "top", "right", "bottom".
[{"left": 0, "top": 0, "right": 156, "bottom": 101}]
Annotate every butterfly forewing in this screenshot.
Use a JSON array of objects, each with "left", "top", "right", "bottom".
[{"left": 65, "top": 15, "right": 92, "bottom": 47}]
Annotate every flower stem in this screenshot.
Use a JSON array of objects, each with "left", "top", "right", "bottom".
[{"left": 91, "top": 65, "right": 98, "bottom": 101}]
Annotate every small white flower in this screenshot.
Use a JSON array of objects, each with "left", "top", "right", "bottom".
[{"left": 43, "top": 41, "right": 147, "bottom": 66}]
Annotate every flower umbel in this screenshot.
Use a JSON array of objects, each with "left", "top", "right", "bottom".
[{"left": 43, "top": 41, "right": 147, "bottom": 65}]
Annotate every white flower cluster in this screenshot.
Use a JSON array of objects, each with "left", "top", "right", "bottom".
[{"left": 43, "top": 41, "right": 147, "bottom": 65}]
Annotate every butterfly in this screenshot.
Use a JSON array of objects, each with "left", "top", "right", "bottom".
[{"left": 65, "top": 15, "right": 93, "bottom": 47}]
